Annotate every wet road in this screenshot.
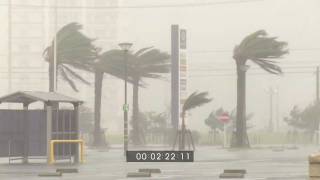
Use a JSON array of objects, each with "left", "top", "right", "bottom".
[{"left": 0, "top": 145, "right": 317, "bottom": 180}]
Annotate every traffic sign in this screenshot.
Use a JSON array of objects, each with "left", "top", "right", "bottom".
[
  {"left": 218, "top": 112, "right": 230, "bottom": 124},
  {"left": 123, "top": 104, "right": 129, "bottom": 112}
]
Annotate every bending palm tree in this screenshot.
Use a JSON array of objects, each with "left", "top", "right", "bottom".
[
  {"left": 129, "top": 47, "right": 170, "bottom": 145},
  {"left": 92, "top": 49, "right": 136, "bottom": 146},
  {"left": 43, "top": 22, "right": 97, "bottom": 92},
  {"left": 232, "top": 30, "right": 288, "bottom": 148},
  {"left": 180, "top": 91, "right": 212, "bottom": 150}
]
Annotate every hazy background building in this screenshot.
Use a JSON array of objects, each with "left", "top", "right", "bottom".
[{"left": 0, "top": 0, "right": 123, "bottom": 133}]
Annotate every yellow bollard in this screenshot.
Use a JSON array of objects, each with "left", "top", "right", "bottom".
[
  {"left": 309, "top": 153, "right": 320, "bottom": 180},
  {"left": 49, "top": 139, "right": 84, "bottom": 164}
]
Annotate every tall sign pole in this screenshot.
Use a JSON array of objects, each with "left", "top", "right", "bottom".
[
  {"left": 171, "top": 25, "right": 180, "bottom": 129},
  {"left": 317, "top": 66, "right": 319, "bottom": 102},
  {"left": 179, "top": 29, "right": 187, "bottom": 113},
  {"left": 171, "top": 25, "right": 188, "bottom": 129}
]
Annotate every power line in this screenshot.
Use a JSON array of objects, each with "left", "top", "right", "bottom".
[
  {"left": 189, "top": 66, "right": 319, "bottom": 71},
  {"left": 0, "top": 0, "right": 263, "bottom": 9},
  {"left": 188, "top": 60, "right": 320, "bottom": 65},
  {"left": 189, "top": 71, "right": 314, "bottom": 77},
  {"left": 189, "top": 48, "right": 320, "bottom": 54}
]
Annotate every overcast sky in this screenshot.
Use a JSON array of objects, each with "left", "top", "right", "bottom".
[
  {"left": 0, "top": 0, "right": 319, "bottom": 133},
  {"left": 117, "top": 0, "right": 320, "bottom": 131}
]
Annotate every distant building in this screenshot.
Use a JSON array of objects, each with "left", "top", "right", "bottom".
[{"left": 0, "top": 0, "right": 123, "bottom": 132}]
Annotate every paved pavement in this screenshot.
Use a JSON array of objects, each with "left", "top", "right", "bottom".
[{"left": 0, "top": 145, "right": 317, "bottom": 180}]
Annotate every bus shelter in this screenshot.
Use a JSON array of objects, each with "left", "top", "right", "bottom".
[{"left": 0, "top": 91, "right": 82, "bottom": 164}]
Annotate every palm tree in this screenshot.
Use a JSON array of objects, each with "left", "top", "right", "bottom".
[
  {"left": 43, "top": 23, "right": 114, "bottom": 146},
  {"left": 43, "top": 22, "right": 97, "bottom": 92},
  {"left": 92, "top": 49, "right": 137, "bottom": 146},
  {"left": 129, "top": 47, "right": 170, "bottom": 145},
  {"left": 232, "top": 30, "right": 288, "bottom": 148},
  {"left": 180, "top": 91, "right": 212, "bottom": 149}
]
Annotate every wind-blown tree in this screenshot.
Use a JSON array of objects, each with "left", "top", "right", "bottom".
[
  {"left": 181, "top": 91, "right": 212, "bottom": 149},
  {"left": 284, "top": 103, "right": 320, "bottom": 142},
  {"left": 284, "top": 106, "right": 303, "bottom": 129},
  {"left": 232, "top": 30, "right": 288, "bottom": 148},
  {"left": 43, "top": 22, "right": 114, "bottom": 146},
  {"left": 300, "top": 103, "right": 320, "bottom": 140},
  {"left": 43, "top": 22, "right": 97, "bottom": 92},
  {"left": 135, "top": 111, "right": 168, "bottom": 144},
  {"left": 92, "top": 49, "right": 137, "bottom": 146},
  {"left": 90, "top": 47, "right": 169, "bottom": 146},
  {"left": 129, "top": 47, "right": 170, "bottom": 145},
  {"left": 205, "top": 108, "right": 224, "bottom": 144}
]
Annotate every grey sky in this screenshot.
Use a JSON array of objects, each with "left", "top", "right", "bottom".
[
  {"left": 0, "top": 0, "right": 319, "bottom": 133},
  {"left": 118, "top": 0, "right": 320, "bottom": 131}
]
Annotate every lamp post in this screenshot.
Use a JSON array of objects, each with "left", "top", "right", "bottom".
[{"left": 119, "top": 42, "right": 132, "bottom": 156}]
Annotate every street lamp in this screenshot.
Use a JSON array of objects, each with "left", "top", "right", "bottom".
[
  {"left": 119, "top": 42, "right": 132, "bottom": 156},
  {"left": 239, "top": 64, "right": 250, "bottom": 72}
]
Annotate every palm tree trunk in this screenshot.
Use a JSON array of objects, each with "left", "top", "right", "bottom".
[
  {"left": 232, "top": 62, "right": 250, "bottom": 148},
  {"left": 132, "top": 77, "right": 144, "bottom": 145},
  {"left": 93, "top": 71, "right": 103, "bottom": 146},
  {"left": 49, "top": 60, "right": 54, "bottom": 92},
  {"left": 180, "top": 112, "right": 186, "bottom": 150},
  {"left": 48, "top": 42, "right": 56, "bottom": 92}
]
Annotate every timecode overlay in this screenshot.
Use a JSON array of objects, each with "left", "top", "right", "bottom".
[{"left": 126, "top": 151, "right": 194, "bottom": 162}]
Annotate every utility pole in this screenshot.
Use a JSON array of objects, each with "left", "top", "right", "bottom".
[
  {"left": 316, "top": 66, "right": 319, "bottom": 144},
  {"left": 267, "top": 87, "right": 277, "bottom": 132},
  {"left": 8, "top": 0, "right": 12, "bottom": 95},
  {"left": 275, "top": 87, "right": 279, "bottom": 132},
  {"left": 49, "top": 0, "right": 58, "bottom": 92},
  {"left": 269, "top": 88, "right": 273, "bottom": 132},
  {"left": 316, "top": 66, "right": 319, "bottom": 102}
]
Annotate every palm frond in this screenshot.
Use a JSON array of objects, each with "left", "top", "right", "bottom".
[
  {"left": 233, "top": 30, "right": 288, "bottom": 74},
  {"left": 61, "top": 64, "right": 91, "bottom": 85},
  {"left": 251, "top": 58, "right": 282, "bottom": 74},
  {"left": 132, "top": 48, "right": 170, "bottom": 81},
  {"left": 134, "top": 46, "right": 153, "bottom": 57},
  {"left": 43, "top": 22, "right": 97, "bottom": 91},
  {"left": 59, "top": 66, "right": 79, "bottom": 92},
  {"left": 182, "top": 91, "right": 212, "bottom": 114}
]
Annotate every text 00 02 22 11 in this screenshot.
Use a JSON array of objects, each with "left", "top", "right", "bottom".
[{"left": 126, "top": 151, "right": 194, "bottom": 162}]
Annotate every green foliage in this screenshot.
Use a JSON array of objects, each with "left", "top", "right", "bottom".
[
  {"left": 95, "top": 49, "right": 136, "bottom": 81},
  {"left": 43, "top": 22, "right": 98, "bottom": 91},
  {"left": 130, "top": 47, "right": 171, "bottom": 83},
  {"left": 204, "top": 108, "right": 225, "bottom": 131},
  {"left": 284, "top": 103, "right": 320, "bottom": 132},
  {"left": 96, "top": 47, "right": 170, "bottom": 85},
  {"left": 136, "top": 111, "right": 169, "bottom": 134},
  {"left": 233, "top": 30, "right": 289, "bottom": 74},
  {"left": 182, "top": 91, "right": 212, "bottom": 115}
]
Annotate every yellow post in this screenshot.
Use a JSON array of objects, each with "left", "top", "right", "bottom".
[{"left": 49, "top": 139, "right": 84, "bottom": 164}]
